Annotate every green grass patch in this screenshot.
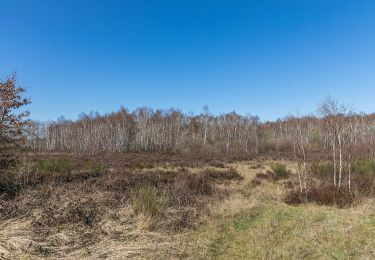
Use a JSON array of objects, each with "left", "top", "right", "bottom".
[
  {"left": 86, "top": 161, "right": 108, "bottom": 176},
  {"left": 131, "top": 187, "right": 169, "bottom": 216},
  {"left": 271, "top": 163, "right": 290, "bottom": 180},
  {"left": 203, "top": 202, "right": 375, "bottom": 259},
  {"left": 33, "top": 158, "right": 73, "bottom": 174},
  {"left": 352, "top": 159, "right": 375, "bottom": 175}
]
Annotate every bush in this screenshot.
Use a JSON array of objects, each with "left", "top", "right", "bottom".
[
  {"left": 309, "top": 161, "right": 332, "bottom": 181},
  {"left": 173, "top": 173, "right": 213, "bottom": 198},
  {"left": 351, "top": 172, "right": 375, "bottom": 197},
  {"left": 200, "top": 167, "right": 243, "bottom": 182},
  {"left": 285, "top": 186, "right": 356, "bottom": 208},
  {"left": 335, "top": 159, "right": 374, "bottom": 197},
  {"left": 67, "top": 199, "right": 99, "bottom": 226},
  {"left": 0, "top": 74, "right": 30, "bottom": 172},
  {"left": 254, "top": 171, "right": 276, "bottom": 181},
  {"left": 32, "top": 198, "right": 100, "bottom": 227},
  {"left": 271, "top": 163, "right": 290, "bottom": 180},
  {"left": 352, "top": 159, "right": 375, "bottom": 175}
]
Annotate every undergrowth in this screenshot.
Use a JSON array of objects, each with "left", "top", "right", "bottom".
[{"left": 270, "top": 163, "right": 290, "bottom": 180}]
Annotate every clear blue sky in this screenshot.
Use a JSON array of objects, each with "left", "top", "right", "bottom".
[{"left": 1, "top": 0, "right": 375, "bottom": 121}]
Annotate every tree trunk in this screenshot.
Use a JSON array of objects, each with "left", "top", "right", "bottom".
[
  {"left": 338, "top": 134, "right": 343, "bottom": 188},
  {"left": 332, "top": 137, "right": 337, "bottom": 187}
]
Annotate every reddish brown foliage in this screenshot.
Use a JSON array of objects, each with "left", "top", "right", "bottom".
[{"left": 0, "top": 74, "right": 30, "bottom": 170}]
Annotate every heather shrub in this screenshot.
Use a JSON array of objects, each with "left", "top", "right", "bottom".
[
  {"left": 309, "top": 161, "right": 332, "bottom": 181},
  {"left": 285, "top": 185, "right": 356, "bottom": 208}
]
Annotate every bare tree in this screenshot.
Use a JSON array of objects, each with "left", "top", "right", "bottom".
[{"left": 318, "top": 97, "right": 346, "bottom": 188}]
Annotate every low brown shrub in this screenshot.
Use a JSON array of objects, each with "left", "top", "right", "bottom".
[
  {"left": 200, "top": 167, "right": 243, "bottom": 182},
  {"left": 285, "top": 185, "right": 356, "bottom": 208},
  {"left": 283, "top": 180, "right": 294, "bottom": 189},
  {"left": 250, "top": 178, "right": 262, "bottom": 186},
  {"left": 172, "top": 173, "right": 213, "bottom": 208},
  {"left": 208, "top": 161, "right": 226, "bottom": 168},
  {"left": 351, "top": 172, "right": 375, "bottom": 197},
  {"left": 0, "top": 155, "right": 245, "bottom": 248},
  {"left": 66, "top": 199, "right": 99, "bottom": 226},
  {"left": 255, "top": 171, "right": 276, "bottom": 181},
  {"left": 103, "top": 170, "right": 177, "bottom": 195},
  {"left": 250, "top": 163, "right": 262, "bottom": 169},
  {"left": 153, "top": 207, "right": 198, "bottom": 232},
  {"left": 32, "top": 197, "right": 101, "bottom": 228}
]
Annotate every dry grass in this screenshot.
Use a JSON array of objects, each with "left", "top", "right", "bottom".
[
  {"left": 189, "top": 161, "right": 375, "bottom": 259},
  {"left": 0, "top": 155, "right": 374, "bottom": 259},
  {"left": 0, "top": 154, "right": 244, "bottom": 258}
]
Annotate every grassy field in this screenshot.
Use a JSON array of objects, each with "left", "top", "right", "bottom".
[
  {"left": 191, "top": 161, "right": 375, "bottom": 259},
  {"left": 0, "top": 156, "right": 374, "bottom": 259},
  {"left": 204, "top": 202, "right": 375, "bottom": 259}
]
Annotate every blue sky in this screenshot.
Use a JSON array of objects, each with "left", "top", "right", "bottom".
[{"left": 1, "top": 0, "right": 375, "bottom": 121}]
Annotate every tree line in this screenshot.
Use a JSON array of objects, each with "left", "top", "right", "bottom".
[
  {"left": 27, "top": 98, "right": 375, "bottom": 159},
  {"left": 28, "top": 106, "right": 260, "bottom": 155},
  {"left": 27, "top": 97, "right": 375, "bottom": 194},
  {"left": 3, "top": 74, "right": 375, "bottom": 196}
]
